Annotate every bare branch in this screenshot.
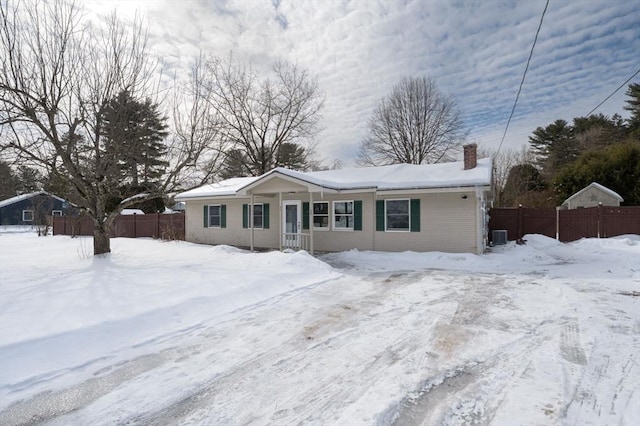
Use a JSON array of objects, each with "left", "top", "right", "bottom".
[
  {"left": 203, "top": 56, "right": 323, "bottom": 176},
  {"left": 357, "top": 76, "right": 465, "bottom": 166}
]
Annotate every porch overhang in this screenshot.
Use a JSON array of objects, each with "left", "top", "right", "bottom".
[{"left": 237, "top": 171, "right": 342, "bottom": 196}]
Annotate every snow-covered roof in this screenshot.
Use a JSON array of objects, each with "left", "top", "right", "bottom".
[
  {"left": 176, "top": 177, "right": 260, "bottom": 200},
  {"left": 563, "top": 182, "right": 623, "bottom": 205},
  {"left": 0, "top": 191, "right": 66, "bottom": 209},
  {"left": 120, "top": 209, "right": 145, "bottom": 215},
  {"left": 176, "top": 158, "right": 492, "bottom": 200}
]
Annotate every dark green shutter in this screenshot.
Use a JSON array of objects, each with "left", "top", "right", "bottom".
[
  {"left": 354, "top": 200, "right": 363, "bottom": 231},
  {"left": 410, "top": 199, "right": 420, "bottom": 232},
  {"left": 242, "top": 204, "right": 248, "bottom": 228},
  {"left": 263, "top": 203, "right": 269, "bottom": 229},
  {"left": 203, "top": 205, "right": 209, "bottom": 228},
  {"left": 221, "top": 205, "right": 227, "bottom": 228},
  {"left": 376, "top": 200, "right": 384, "bottom": 231},
  {"left": 302, "top": 202, "right": 309, "bottom": 230}
]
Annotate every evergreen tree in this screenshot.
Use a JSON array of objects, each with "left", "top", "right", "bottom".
[
  {"left": 100, "top": 91, "right": 169, "bottom": 212},
  {"left": 219, "top": 149, "right": 251, "bottom": 180},
  {"left": 0, "top": 161, "right": 19, "bottom": 200},
  {"left": 554, "top": 142, "right": 640, "bottom": 205},
  {"left": 15, "top": 166, "right": 44, "bottom": 193},
  {"left": 624, "top": 82, "right": 640, "bottom": 137},
  {"left": 101, "top": 90, "right": 169, "bottom": 189},
  {"left": 529, "top": 119, "right": 578, "bottom": 175},
  {"left": 572, "top": 113, "right": 627, "bottom": 151},
  {"left": 275, "top": 142, "right": 308, "bottom": 171},
  {"left": 501, "top": 163, "right": 548, "bottom": 207}
]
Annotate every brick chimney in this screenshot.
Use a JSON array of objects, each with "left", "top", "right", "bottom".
[{"left": 463, "top": 143, "right": 477, "bottom": 170}]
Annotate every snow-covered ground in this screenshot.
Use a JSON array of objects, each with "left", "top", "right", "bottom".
[{"left": 0, "top": 232, "right": 638, "bottom": 425}]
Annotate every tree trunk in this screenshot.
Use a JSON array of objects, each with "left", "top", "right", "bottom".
[{"left": 93, "top": 223, "right": 111, "bottom": 255}]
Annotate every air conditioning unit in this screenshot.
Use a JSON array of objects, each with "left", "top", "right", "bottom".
[{"left": 492, "top": 230, "right": 508, "bottom": 245}]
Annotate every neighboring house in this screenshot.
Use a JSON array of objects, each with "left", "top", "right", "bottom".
[
  {"left": 176, "top": 144, "right": 492, "bottom": 255},
  {"left": 0, "top": 191, "right": 67, "bottom": 225},
  {"left": 560, "top": 182, "right": 623, "bottom": 209}
]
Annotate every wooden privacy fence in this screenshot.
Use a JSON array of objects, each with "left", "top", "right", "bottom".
[
  {"left": 53, "top": 213, "right": 185, "bottom": 240},
  {"left": 489, "top": 205, "right": 640, "bottom": 243}
]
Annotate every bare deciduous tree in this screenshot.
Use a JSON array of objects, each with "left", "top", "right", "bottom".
[
  {"left": 479, "top": 145, "right": 533, "bottom": 207},
  {"left": 0, "top": 2, "right": 222, "bottom": 255},
  {"left": 164, "top": 54, "right": 227, "bottom": 190},
  {"left": 358, "top": 76, "right": 465, "bottom": 166},
  {"left": 204, "top": 57, "right": 323, "bottom": 176}
]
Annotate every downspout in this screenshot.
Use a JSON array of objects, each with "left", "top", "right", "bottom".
[
  {"left": 373, "top": 189, "right": 377, "bottom": 251},
  {"left": 476, "top": 188, "right": 484, "bottom": 255},
  {"left": 250, "top": 193, "right": 254, "bottom": 252},
  {"left": 278, "top": 192, "right": 282, "bottom": 251},
  {"left": 309, "top": 190, "right": 314, "bottom": 255}
]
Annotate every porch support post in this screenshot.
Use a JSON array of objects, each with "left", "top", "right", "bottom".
[
  {"left": 278, "top": 192, "right": 282, "bottom": 251},
  {"left": 250, "top": 193, "right": 254, "bottom": 252},
  {"left": 309, "top": 191, "right": 314, "bottom": 255}
]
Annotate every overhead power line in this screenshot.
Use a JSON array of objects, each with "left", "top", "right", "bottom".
[
  {"left": 496, "top": 0, "right": 549, "bottom": 156},
  {"left": 585, "top": 67, "right": 640, "bottom": 116}
]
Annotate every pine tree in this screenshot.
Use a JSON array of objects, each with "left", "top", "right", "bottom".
[
  {"left": 101, "top": 91, "right": 169, "bottom": 189},
  {"left": 624, "top": 82, "right": 640, "bottom": 136},
  {"left": 219, "top": 149, "right": 251, "bottom": 180},
  {"left": 0, "top": 161, "right": 19, "bottom": 200},
  {"left": 528, "top": 119, "right": 578, "bottom": 175},
  {"left": 275, "top": 142, "right": 308, "bottom": 171},
  {"left": 100, "top": 91, "right": 169, "bottom": 212}
]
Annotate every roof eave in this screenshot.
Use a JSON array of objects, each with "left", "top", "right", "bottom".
[{"left": 376, "top": 183, "right": 491, "bottom": 194}]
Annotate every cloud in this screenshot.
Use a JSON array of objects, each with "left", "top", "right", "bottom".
[{"left": 83, "top": 0, "right": 640, "bottom": 165}]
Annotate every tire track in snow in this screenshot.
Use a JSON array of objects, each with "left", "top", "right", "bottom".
[
  {"left": 121, "top": 271, "right": 442, "bottom": 425},
  {"left": 384, "top": 315, "right": 567, "bottom": 426},
  {"left": 106, "top": 274, "right": 402, "bottom": 424},
  {"left": 560, "top": 320, "right": 587, "bottom": 365}
]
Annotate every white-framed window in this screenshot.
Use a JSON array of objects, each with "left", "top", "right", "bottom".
[
  {"left": 385, "top": 199, "right": 410, "bottom": 231},
  {"left": 252, "top": 203, "right": 264, "bottom": 229},
  {"left": 52, "top": 210, "right": 63, "bottom": 217},
  {"left": 333, "top": 200, "right": 354, "bottom": 230},
  {"left": 208, "top": 204, "right": 222, "bottom": 228},
  {"left": 313, "top": 201, "right": 329, "bottom": 229},
  {"left": 22, "top": 210, "right": 34, "bottom": 222}
]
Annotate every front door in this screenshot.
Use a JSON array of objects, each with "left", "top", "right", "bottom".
[{"left": 282, "top": 200, "right": 302, "bottom": 249}]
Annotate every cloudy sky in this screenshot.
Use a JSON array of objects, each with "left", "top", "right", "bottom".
[{"left": 86, "top": 0, "right": 640, "bottom": 166}]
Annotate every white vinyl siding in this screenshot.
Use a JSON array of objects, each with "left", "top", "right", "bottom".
[{"left": 184, "top": 192, "right": 480, "bottom": 254}]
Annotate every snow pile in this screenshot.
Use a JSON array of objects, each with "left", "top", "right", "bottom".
[
  {"left": 0, "top": 233, "right": 638, "bottom": 425},
  {"left": 323, "top": 233, "right": 640, "bottom": 281},
  {"left": 0, "top": 235, "right": 340, "bottom": 411}
]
